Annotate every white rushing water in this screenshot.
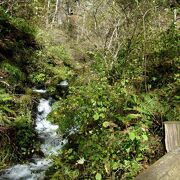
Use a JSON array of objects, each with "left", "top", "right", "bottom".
[
  {"left": 57, "top": 80, "right": 68, "bottom": 87},
  {"left": 0, "top": 98, "right": 67, "bottom": 180},
  {"left": 32, "top": 89, "right": 47, "bottom": 94}
]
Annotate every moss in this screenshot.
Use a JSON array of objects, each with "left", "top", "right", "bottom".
[{"left": 0, "top": 8, "right": 40, "bottom": 168}]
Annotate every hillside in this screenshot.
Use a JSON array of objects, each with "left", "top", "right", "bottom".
[{"left": 0, "top": 1, "right": 179, "bottom": 179}]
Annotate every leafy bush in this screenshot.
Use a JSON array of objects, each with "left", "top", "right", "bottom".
[
  {"left": 48, "top": 45, "right": 72, "bottom": 63},
  {"left": 46, "top": 23, "right": 179, "bottom": 177},
  {"left": 15, "top": 112, "right": 37, "bottom": 158},
  {"left": 11, "top": 18, "right": 36, "bottom": 35},
  {"left": 47, "top": 74, "right": 166, "bottom": 179},
  {"left": 1, "top": 62, "right": 24, "bottom": 83},
  {"left": 29, "top": 72, "right": 46, "bottom": 84}
]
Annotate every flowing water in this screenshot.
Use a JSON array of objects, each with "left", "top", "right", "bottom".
[{"left": 0, "top": 96, "right": 66, "bottom": 180}]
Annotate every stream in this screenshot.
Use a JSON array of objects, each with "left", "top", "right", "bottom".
[{"left": 0, "top": 92, "right": 66, "bottom": 180}]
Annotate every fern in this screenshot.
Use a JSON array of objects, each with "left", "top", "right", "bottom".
[
  {"left": 0, "top": 90, "right": 12, "bottom": 102},
  {"left": 133, "top": 94, "right": 168, "bottom": 116},
  {"left": 1, "top": 62, "right": 24, "bottom": 82}
]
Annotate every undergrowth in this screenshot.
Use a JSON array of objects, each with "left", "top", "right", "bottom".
[
  {"left": 0, "top": 1, "right": 179, "bottom": 179},
  {"left": 46, "top": 19, "right": 179, "bottom": 180}
]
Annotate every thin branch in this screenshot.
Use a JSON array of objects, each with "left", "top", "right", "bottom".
[{"left": 0, "top": 80, "right": 10, "bottom": 87}]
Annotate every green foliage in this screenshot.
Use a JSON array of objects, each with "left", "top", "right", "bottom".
[
  {"left": 48, "top": 45, "right": 72, "bottom": 63},
  {"left": 47, "top": 20, "right": 179, "bottom": 179},
  {"left": 15, "top": 112, "right": 37, "bottom": 158},
  {"left": 0, "top": 131, "right": 16, "bottom": 169},
  {"left": 0, "top": 1, "right": 179, "bottom": 178},
  {"left": 1, "top": 62, "right": 24, "bottom": 83},
  {"left": 29, "top": 72, "right": 46, "bottom": 84},
  {"left": 0, "top": 90, "right": 38, "bottom": 167},
  {"left": 48, "top": 73, "right": 165, "bottom": 179},
  {"left": 95, "top": 173, "right": 102, "bottom": 180},
  {"left": 0, "top": 6, "right": 39, "bottom": 169},
  {"left": 0, "top": 88, "right": 15, "bottom": 125},
  {"left": 10, "top": 17, "right": 36, "bottom": 36},
  {"left": 49, "top": 66, "right": 74, "bottom": 83},
  {"left": 146, "top": 24, "right": 179, "bottom": 89},
  {"left": 0, "top": 7, "right": 8, "bottom": 20},
  {"left": 0, "top": 89, "right": 13, "bottom": 102}
]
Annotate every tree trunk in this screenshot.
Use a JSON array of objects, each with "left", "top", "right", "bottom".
[
  {"left": 51, "top": 0, "right": 60, "bottom": 27},
  {"left": 46, "top": 0, "right": 51, "bottom": 28}
]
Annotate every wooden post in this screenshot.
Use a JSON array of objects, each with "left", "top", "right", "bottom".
[{"left": 164, "top": 121, "right": 180, "bottom": 152}]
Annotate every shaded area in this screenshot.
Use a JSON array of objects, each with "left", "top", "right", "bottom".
[{"left": 0, "top": 8, "right": 40, "bottom": 168}]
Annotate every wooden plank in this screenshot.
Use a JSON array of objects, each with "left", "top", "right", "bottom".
[
  {"left": 164, "top": 121, "right": 180, "bottom": 152},
  {"left": 135, "top": 148, "right": 180, "bottom": 180}
]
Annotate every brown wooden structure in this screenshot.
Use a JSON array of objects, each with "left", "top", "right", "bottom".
[
  {"left": 135, "top": 147, "right": 180, "bottom": 180},
  {"left": 136, "top": 121, "right": 180, "bottom": 180}
]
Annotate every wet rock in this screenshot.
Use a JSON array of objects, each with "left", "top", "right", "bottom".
[{"left": 56, "top": 80, "right": 69, "bottom": 97}]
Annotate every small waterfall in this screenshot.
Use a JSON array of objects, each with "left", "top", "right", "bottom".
[{"left": 0, "top": 96, "right": 67, "bottom": 180}]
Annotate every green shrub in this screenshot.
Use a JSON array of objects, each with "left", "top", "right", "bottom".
[
  {"left": 1, "top": 62, "right": 24, "bottom": 83},
  {"left": 10, "top": 17, "right": 36, "bottom": 36},
  {"left": 48, "top": 77, "right": 164, "bottom": 179},
  {"left": 48, "top": 45, "right": 72, "bottom": 63}
]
